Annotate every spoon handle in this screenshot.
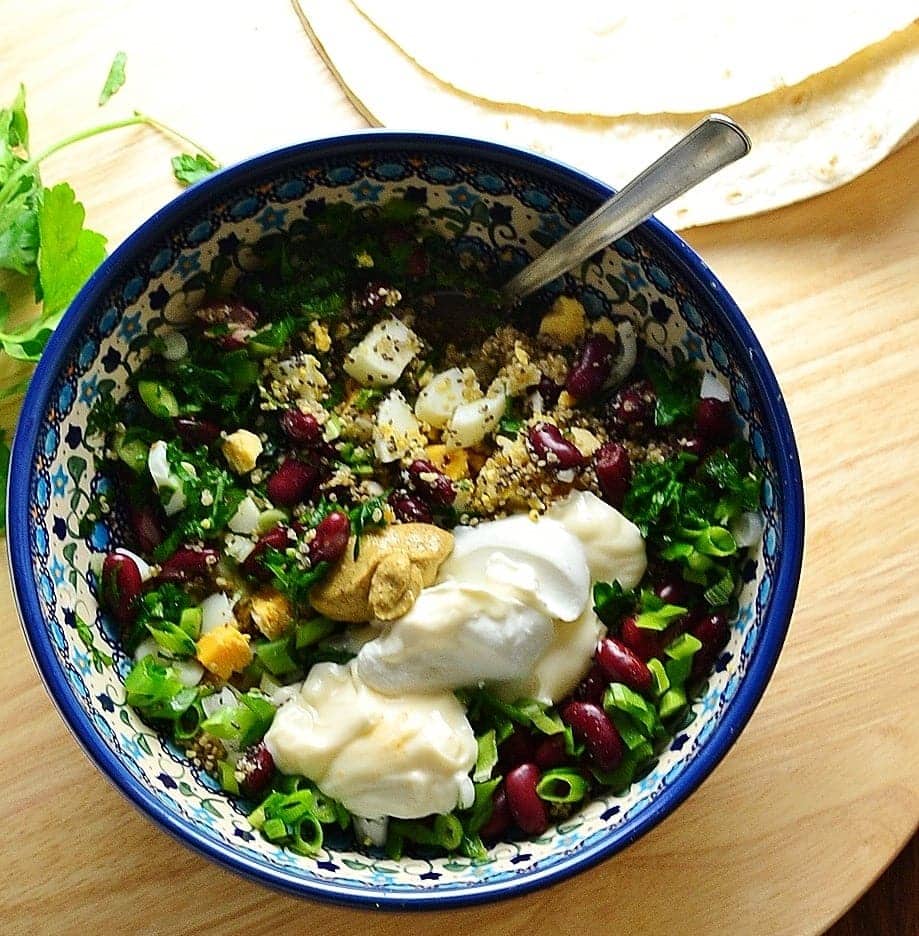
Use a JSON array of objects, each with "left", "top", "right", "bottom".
[{"left": 501, "top": 114, "right": 751, "bottom": 304}]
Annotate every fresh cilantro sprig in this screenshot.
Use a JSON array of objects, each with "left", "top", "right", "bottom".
[{"left": 0, "top": 54, "right": 221, "bottom": 371}]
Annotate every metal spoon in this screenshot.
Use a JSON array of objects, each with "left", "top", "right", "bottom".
[{"left": 429, "top": 116, "right": 749, "bottom": 316}]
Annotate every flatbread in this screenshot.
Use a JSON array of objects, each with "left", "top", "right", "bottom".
[
  {"left": 349, "top": 0, "right": 917, "bottom": 116},
  {"left": 296, "top": 0, "right": 919, "bottom": 229}
]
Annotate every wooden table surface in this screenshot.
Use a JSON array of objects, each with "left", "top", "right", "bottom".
[{"left": 1, "top": 2, "right": 917, "bottom": 933}]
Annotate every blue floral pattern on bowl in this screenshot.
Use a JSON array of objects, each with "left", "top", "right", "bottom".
[{"left": 8, "top": 133, "right": 803, "bottom": 909}]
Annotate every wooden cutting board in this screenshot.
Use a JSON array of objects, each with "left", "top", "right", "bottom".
[{"left": 1, "top": 2, "right": 916, "bottom": 934}]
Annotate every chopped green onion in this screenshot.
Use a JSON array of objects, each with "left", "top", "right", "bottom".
[
  {"left": 200, "top": 691, "right": 275, "bottom": 747},
  {"left": 659, "top": 686, "right": 688, "bottom": 720},
  {"left": 295, "top": 616, "right": 337, "bottom": 649},
  {"left": 460, "top": 832, "right": 488, "bottom": 861},
  {"left": 114, "top": 434, "right": 149, "bottom": 473},
  {"left": 309, "top": 791, "right": 339, "bottom": 825},
  {"left": 144, "top": 619, "right": 197, "bottom": 659},
  {"left": 665, "top": 632, "right": 703, "bottom": 660},
  {"left": 290, "top": 815, "right": 323, "bottom": 855},
  {"left": 464, "top": 778, "right": 502, "bottom": 834},
  {"left": 217, "top": 759, "right": 239, "bottom": 795},
  {"left": 124, "top": 656, "right": 198, "bottom": 721},
  {"left": 603, "top": 682, "right": 664, "bottom": 738},
  {"left": 178, "top": 606, "right": 202, "bottom": 638},
  {"left": 262, "top": 818, "right": 288, "bottom": 841},
  {"left": 608, "top": 711, "right": 652, "bottom": 752},
  {"left": 535, "top": 768, "right": 589, "bottom": 803},
  {"left": 434, "top": 813, "right": 464, "bottom": 851},
  {"left": 473, "top": 729, "right": 498, "bottom": 783},
  {"left": 254, "top": 637, "right": 299, "bottom": 676},
  {"left": 704, "top": 570, "right": 736, "bottom": 606},
  {"left": 659, "top": 541, "right": 695, "bottom": 562},
  {"left": 137, "top": 379, "right": 179, "bottom": 418},
  {"left": 647, "top": 658, "right": 670, "bottom": 698},
  {"left": 255, "top": 508, "right": 289, "bottom": 534},
  {"left": 695, "top": 525, "right": 737, "bottom": 557},
  {"left": 634, "top": 590, "right": 688, "bottom": 631}
]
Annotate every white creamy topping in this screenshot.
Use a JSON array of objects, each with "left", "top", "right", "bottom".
[
  {"left": 439, "top": 512, "right": 590, "bottom": 621},
  {"left": 355, "top": 581, "right": 553, "bottom": 695},
  {"left": 266, "top": 490, "right": 648, "bottom": 818},
  {"left": 264, "top": 662, "right": 476, "bottom": 819},
  {"left": 545, "top": 490, "right": 647, "bottom": 589}
]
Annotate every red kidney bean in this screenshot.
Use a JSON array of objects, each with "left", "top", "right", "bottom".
[
  {"left": 309, "top": 511, "right": 351, "bottom": 565},
  {"left": 236, "top": 742, "right": 275, "bottom": 799},
  {"left": 607, "top": 379, "right": 655, "bottom": 431},
  {"left": 215, "top": 333, "right": 247, "bottom": 351},
  {"left": 560, "top": 701, "right": 623, "bottom": 771},
  {"left": 100, "top": 553, "right": 142, "bottom": 625},
  {"left": 565, "top": 333, "right": 615, "bottom": 401},
  {"left": 534, "top": 734, "right": 569, "bottom": 770},
  {"left": 574, "top": 662, "right": 609, "bottom": 705},
  {"left": 195, "top": 300, "right": 258, "bottom": 329},
  {"left": 593, "top": 440, "right": 631, "bottom": 507},
  {"left": 174, "top": 417, "right": 221, "bottom": 448},
  {"left": 690, "top": 610, "right": 730, "bottom": 681},
  {"left": 498, "top": 729, "right": 536, "bottom": 771},
  {"left": 407, "top": 459, "right": 456, "bottom": 507},
  {"left": 266, "top": 458, "right": 318, "bottom": 507},
  {"left": 478, "top": 784, "right": 511, "bottom": 842},
  {"left": 596, "top": 637, "right": 653, "bottom": 694},
  {"left": 655, "top": 577, "right": 691, "bottom": 608},
  {"left": 279, "top": 409, "right": 321, "bottom": 444},
  {"left": 619, "top": 615, "right": 669, "bottom": 662},
  {"left": 695, "top": 397, "right": 732, "bottom": 442},
  {"left": 127, "top": 503, "right": 163, "bottom": 555},
  {"left": 527, "top": 423, "right": 586, "bottom": 469},
  {"left": 505, "top": 764, "right": 549, "bottom": 836},
  {"left": 158, "top": 546, "right": 220, "bottom": 582},
  {"left": 388, "top": 490, "right": 433, "bottom": 524},
  {"left": 241, "top": 525, "right": 290, "bottom": 576}
]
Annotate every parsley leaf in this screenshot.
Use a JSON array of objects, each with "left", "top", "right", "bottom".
[
  {"left": 171, "top": 152, "right": 219, "bottom": 188},
  {"left": 593, "top": 580, "right": 637, "bottom": 626},
  {"left": 37, "top": 182, "right": 107, "bottom": 316},
  {"left": 262, "top": 548, "right": 329, "bottom": 607},
  {"left": 98, "top": 52, "right": 127, "bottom": 107},
  {"left": 643, "top": 353, "right": 701, "bottom": 427}
]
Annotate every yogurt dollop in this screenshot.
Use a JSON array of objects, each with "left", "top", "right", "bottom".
[{"left": 264, "top": 661, "right": 476, "bottom": 819}]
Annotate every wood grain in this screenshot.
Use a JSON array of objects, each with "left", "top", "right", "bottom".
[{"left": 1, "top": 2, "right": 917, "bottom": 933}]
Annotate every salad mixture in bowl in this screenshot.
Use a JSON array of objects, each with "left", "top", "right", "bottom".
[
  {"left": 87, "top": 199, "right": 762, "bottom": 860},
  {"left": 10, "top": 133, "right": 802, "bottom": 907}
]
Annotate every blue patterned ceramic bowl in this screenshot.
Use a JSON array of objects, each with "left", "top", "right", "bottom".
[{"left": 9, "top": 132, "right": 803, "bottom": 909}]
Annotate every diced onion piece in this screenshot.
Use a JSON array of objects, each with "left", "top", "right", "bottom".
[
  {"left": 443, "top": 386, "right": 506, "bottom": 450},
  {"left": 343, "top": 317, "right": 421, "bottom": 387},
  {"left": 200, "top": 591, "right": 237, "bottom": 634},
  {"left": 730, "top": 510, "right": 764, "bottom": 548},
  {"left": 373, "top": 390, "right": 425, "bottom": 463},
  {"left": 200, "top": 686, "right": 239, "bottom": 718},
  {"left": 701, "top": 370, "right": 731, "bottom": 402},
  {"left": 224, "top": 533, "right": 256, "bottom": 564},
  {"left": 414, "top": 367, "right": 466, "bottom": 428},
  {"left": 161, "top": 331, "right": 188, "bottom": 361},
  {"left": 606, "top": 320, "right": 637, "bottom": 389},
  {"left": 147, "top": 440, "right": 187, "bottom": 515},
  {"left": 228, "top": 496, "right": 261, "bottom": 534},
  {"left": 353, "top": 816, "right": 389, "bottom": 847}
]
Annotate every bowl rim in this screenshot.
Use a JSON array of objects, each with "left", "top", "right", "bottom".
[{"left": 8, "top": 129, "right": 804, "bottom": 909}]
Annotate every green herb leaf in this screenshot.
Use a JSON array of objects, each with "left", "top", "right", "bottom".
[
  {"left": 171, "top": 152, "right": 219, "bottom": 188},
  {"left": 473, "top": 729, "right": 498, "bottom": 783},
  {"left": 593, "top": 580, "right": 636, "bottom": 626},
  {"left": 37, "top": 182, "right": 107, "bottom": 316},
  {"left": 643, "top": 353, "right": 701, "bottom": 427},
  {"left": 98, "top": 52, "right": 127, "bottom": 106}
]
